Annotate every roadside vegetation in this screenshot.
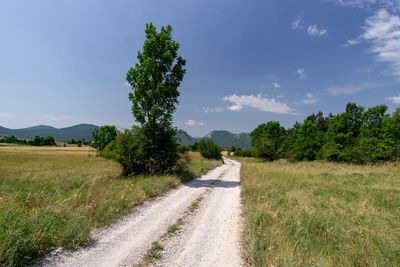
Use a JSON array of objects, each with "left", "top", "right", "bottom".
[
  {"left": 0, "top": 147, "right": 220, "bottom": 266},
  {"left": 238, "top": 103, "right": 400, "bottom": 164},
  {"left": 239, "top": 157, "right": 400, "bottom": 266},
  {"left": 0, "top": 135, "right": 56, "bottom": 146}
]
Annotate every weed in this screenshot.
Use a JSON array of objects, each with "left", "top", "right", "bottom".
[{"left": 144, "top": 242, "right": 164, "bottom": 263}]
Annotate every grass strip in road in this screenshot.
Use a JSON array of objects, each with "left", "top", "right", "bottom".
[
  {"left": 239, "top": 157, "right": 400, "bottom": 266},
  {"left": 0, "top": 148, "right": 221, "bottom": 266},
  {"left": 140, "top": 195, "right": 206, "bottom": 266},
  {"left": 143, "top": 242, "right": 164, "bottom": 263}
]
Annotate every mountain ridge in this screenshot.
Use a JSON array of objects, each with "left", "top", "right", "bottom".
[
  {"left": 0, "top": 124, "right": 99, "bottom": 142},
  {"left": 0, "top": 124, "right": 251, "bottom": 148}
]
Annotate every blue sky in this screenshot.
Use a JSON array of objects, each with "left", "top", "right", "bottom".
[{"left": 1, "top": 0, "right": 400, "bottom": 136}]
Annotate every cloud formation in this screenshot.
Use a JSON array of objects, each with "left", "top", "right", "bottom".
[
  {"left": 203, "top": 107, "right": 223, "bottom": 113},
  {"left": 333, "top": 0, "right": 400, "bottom": 11},
  {"left": 301, "top": 93, "right": 318, "bottom": 104},
  {"left": 361, "top": 9, "right": 400, "bottom": 76},
  {"left": 186, "top": 119, "right": 204, "bottom": 126},
  {"left": 223, "top": 94, "right": 295, "bottom": 114},
  {"left": 297, "top": 68, "right": 306, "bottom": 80},
  {"left": 292, "top": 18, "right": 302, "bottom": 30},
  {"left": 386, "top": 94, "right": 400, "bottom": 103},
  {"left": 326, "top": 82, "right": 379, "bottom": 95},
  {"left": 273, "top": 82, "right": 281, "bottom": 88},
  {"left": 307, "top": 24, "right": 327, "bottom": 36},
  {"left": 341, "top": 39, "right": 362, "bottom": 47}
]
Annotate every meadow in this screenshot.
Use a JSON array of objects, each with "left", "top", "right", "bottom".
[
  {"left": 239, "top": 157, "right": 400, "bottom": 266},
  {"left": 0, "top": 145, "right": 221, "bottom": 266}
]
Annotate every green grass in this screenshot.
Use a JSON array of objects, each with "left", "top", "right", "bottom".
[
  {"left": 165, "top": 218, "right": 184, "bottom": 237},
  {"left": 239, "top": 157, "right": 400, "bottom": 266},
  {"left": 143, "top": 242, "right": 164, "bottom": 263},
  {"left": 0, "top": 148, "right": 220, "bottom": 266}
]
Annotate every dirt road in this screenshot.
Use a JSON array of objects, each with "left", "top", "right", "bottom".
[{"left": 41, "top": 158, "right": 242, "bottom": 267}]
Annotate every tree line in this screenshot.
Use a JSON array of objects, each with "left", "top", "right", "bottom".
[
  {"left": 0, "top": 135, "right": 56, "bottom": 146},
  {"left": 240, "top": 102, "right": 400, "bottom": 164}
]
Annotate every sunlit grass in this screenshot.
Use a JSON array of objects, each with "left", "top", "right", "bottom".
[
  {"left": 239, "top": 157, "right": 400, "bottom": 266},
  {"left": 0, "top": 148, "right": 220, "bottom": 266}
]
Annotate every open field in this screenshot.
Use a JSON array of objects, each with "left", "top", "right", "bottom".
[
  {"left": 239, "top": 157, "right": 400, "bottom": 266},
  {"left": 0, "top": 146, "right": 221, "bottom": 266}
]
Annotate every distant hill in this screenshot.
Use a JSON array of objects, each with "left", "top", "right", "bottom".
[
  {"left": 0, "top": 124, "right": 251, "bottom": 148},
  {"left": 177, "top": 130, "right": 251, "bottom": 149},
  {"left": 0, "top": 124, "right": 99, "bottom": 142}
]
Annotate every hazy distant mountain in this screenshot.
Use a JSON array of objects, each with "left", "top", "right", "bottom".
[
  {"left": 177, "top": 130, "right": 251, "bottom": 149},
  {"left": 0, "top": 124, "right": 99, "bottom": 141},
  {"left": 0, "top": 124, "right": 251, "bottom": 148}
]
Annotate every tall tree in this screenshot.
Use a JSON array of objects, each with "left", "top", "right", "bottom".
[
  {"left": 126, "top": 23, "right": 186, "bottom": 174},
  {"left": 250, "top": 121, "right": 286, "bottom": 160},
  {"left": 92, "top": 125, "right": 118, "bottom": 151}
]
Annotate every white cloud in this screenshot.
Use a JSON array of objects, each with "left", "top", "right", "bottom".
[
  {"left": 223, "top": 94, "right": 296, "bottom": 114},
  {"left": 386, "top": 94, "right": 400, "bottom": 103},
  {"left": 301, "top": 93, "right": 318, "bottom": 104},
  {"left": 307, "top": 24, "right": 327, "bottom": 36},
  {"left": 332, "top": 0, "right": 400, "bottom": 11},
  {"left": 326, "top": 82, "right": 379, "bottom": 95},
  {"left": 328, "top": 85, "right": 363, "bottom": 95},
  {"left": 185, "top": 119, "right": 204, "bottom": 126},
  {"left": 341, "top": 39, "right": 362, "bottom": 47},
  {"left": 297, "top": 68, "right": 306, "bottom": 80},
  {"left": 203, "top": 107, "right": 223, "bottom": 113},
  {"left": 273, "top": 82, "right": 281, "bottom": 88},
  {"left": 360, "top": 9, "right": 400, "bottom": 76},
  {"left": 46, "top": 115, "right": 58, "bottom": 121},
  {"left": 292, "top": 18, "right": 302, "bottom": 30}
]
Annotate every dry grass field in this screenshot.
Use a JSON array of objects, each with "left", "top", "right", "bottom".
[
  {"left": 0, "top": 146, "right": 221, "bottom": 266},
  {"left": 239, "top": 157, "right": 400, "bottom": 266}
]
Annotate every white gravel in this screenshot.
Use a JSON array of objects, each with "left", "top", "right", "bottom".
[
  {"left": 154, "top": 158, "right": 243, "bottom": 267},
  {"left": 40, "top": 158, "right": 243, "bottom": 267}
]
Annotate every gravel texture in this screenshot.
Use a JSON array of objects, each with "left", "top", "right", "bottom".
[
  {"left": 153, "top": 158, "right": 243, "bottom": 267},
  {"left": 40, "top": 158, "right": 242, "bottom": 267}
]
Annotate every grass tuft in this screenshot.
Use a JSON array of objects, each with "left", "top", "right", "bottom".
[{"left": 144, "top": 242, "right": 164, "bottom": 263}]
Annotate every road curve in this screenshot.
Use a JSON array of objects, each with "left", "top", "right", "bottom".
[{"left": 40, "top": 159, "right": 242, "bottom": 267}]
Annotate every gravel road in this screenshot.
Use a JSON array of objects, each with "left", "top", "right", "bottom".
[{"left": 41, "top": 158, "right": 243, "bottom": 267}]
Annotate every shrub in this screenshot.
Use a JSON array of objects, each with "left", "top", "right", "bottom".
[
  {"left": 197, "top": 139, "right": 222, "bottom": 160},
  {"left": 234, "top": 148, "right": 253, "bottom": 157},
  {"left": 177, "top": 144, "right": 190, "bottom": 154},
  {"left": 100, "top": 127, "right": 147, "bottom": 176}
]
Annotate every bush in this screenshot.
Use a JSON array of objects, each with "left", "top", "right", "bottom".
[
  {"left": 234, "top": 148, "right": 253, "bottom": 157},
  {"left": 100, "top": 127, "right": 147, "bottom": 176},
  {"left": 197, "top": 139, "right": 222, "bottom": 160},
  {"left": 177, "top": 144, "right": 190, "bottom": 154},
  {"left": 101, "top": 126, "right": 179, "bottom": 175}
]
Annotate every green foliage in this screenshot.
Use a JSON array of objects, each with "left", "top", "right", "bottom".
[
  {"left": 123, "top": 22, "right": 186, "bottom": 174},
  {"left": 250, "top": 121, "right": 286, "bottom": 160},
  {"left": 92, "top": 125, "right": 118, "bottom": 151},
  {"left": 189, "top": 142, "right": 199, "bottom": 151},
  {"left": 177, "top": 144, "right": 190, "bottom": 154},
  {"left": 289, "top": 120, "right": 324, "bottom": 161},
  {"left": 100, "top": 127, "right": 147, "bottom": 176},
  {"left": 250, "top": 103, "right": 400, "bottom": 164},
  {"left": 234, "top": 148, "right": 253, "bottom": 157},
  {"left": 198, "top": 139, "right": 222, "bottom": 160}
]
